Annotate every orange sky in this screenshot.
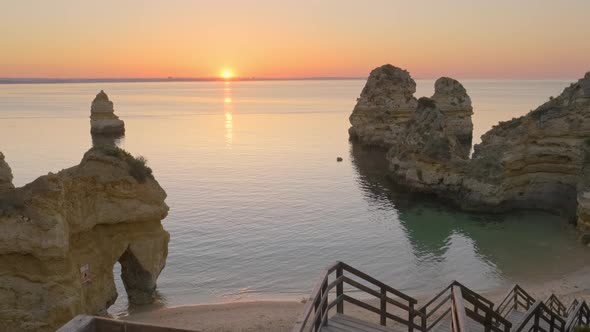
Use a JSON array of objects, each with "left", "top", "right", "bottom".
[{"left": 1, "top": 0, "right": 589, "bottom": 79}]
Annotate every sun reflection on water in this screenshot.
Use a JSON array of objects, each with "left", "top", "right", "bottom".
[{"left": 224, "top": 82, "right": 233, "bottom": 148}]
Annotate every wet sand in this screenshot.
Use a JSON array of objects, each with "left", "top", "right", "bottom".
[{"left": 122, "top": 266, "right": 590, "bottom": 332}]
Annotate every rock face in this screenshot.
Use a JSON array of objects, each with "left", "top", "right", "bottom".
[
  {"left": 431, "top": 77, "right": 474, "bottom": 158},
  {"left": 382, "top": 71, "right": 590, "bottom": 220},
  {"left": 349, "top": 65, "right": 473, "bottom": 153},
  {"left": 0, "top": 146, "right": 169, "bottom": 332},
  {"left": 349, "top": 65, "right": 418, "bottom": 148},
  {"left": 0, "top": 152, "right": 13, "bottom": 191},
  {"left": 90, "top": 90, "right": 125, "bottom": 136},
  {"left": 577, "top": 141, "right": 590, "bottom": 244}
]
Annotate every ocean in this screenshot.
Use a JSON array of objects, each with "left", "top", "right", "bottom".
[{"left": 1, "top": 79, "right": 588, "bottom": 316}]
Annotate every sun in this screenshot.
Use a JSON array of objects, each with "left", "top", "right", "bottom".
[{"left": 221, "top": 69, "right": 233, "bottom": 79}]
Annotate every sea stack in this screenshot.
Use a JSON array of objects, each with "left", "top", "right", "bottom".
[
  {"left": 90, "top": 90, "right": 125, "bottom": 136},
  {"left": 349, "top": 64, "right": 418, "bottom": 148}
]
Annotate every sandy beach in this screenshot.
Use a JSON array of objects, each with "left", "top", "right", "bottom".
[{"left": 122, "top": 266, "right": 590, "bottom": 332}]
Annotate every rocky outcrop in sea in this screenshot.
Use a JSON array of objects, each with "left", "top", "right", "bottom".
[
  {"left": 0, "top": 96, "right": 168, "bottom": 331},
  {"left": 351, "top": 65, "right": 590, "bottom": 240},
  {"left": 90, "top": 90, "right": 125, "bottom": 136}
]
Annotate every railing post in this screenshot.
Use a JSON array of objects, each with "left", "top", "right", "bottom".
[
  {"left": 336, "top": 264, "right": 343, "bottom": 314},
  {"left": 514, "top": 290, "right": 518, "bottom": 311},
  {"left": 381, "top": 287, "right": 387, "bottom": 326},
  {"left": 409, "top": 302, "right": 414, "bottom": 332},
  {"left": 321, "top": 279, "right": 328, "bottom": 318},
  {"left": 485, "top": 309, "right": 491, "bottom": 332},
  {"left": 534, "top": 311, "right": 540, "bottom": 332},
  {"left": 314, "top": 295, "right": 321, "bottom": 332},
  {"left": 421, "top": 308, "right": 427, "bottom": 332}
]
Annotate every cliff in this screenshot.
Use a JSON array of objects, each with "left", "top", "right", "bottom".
[
  {"left": 351, "top": 65, "right": 590, "bottom": 237},
  {"left": 0, "top": 146, "right": 169, "bottom": 332},
  {"left": 0, "top": 152, "right": 13, "bottom": 191}
]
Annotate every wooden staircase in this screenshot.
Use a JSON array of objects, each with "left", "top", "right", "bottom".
[{"left": 292, "top": 262, "right": 590, "bottom": 332}]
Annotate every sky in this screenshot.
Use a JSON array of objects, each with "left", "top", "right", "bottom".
[{"left": 1, "top": 0, "right": 589, "bottom": 79}]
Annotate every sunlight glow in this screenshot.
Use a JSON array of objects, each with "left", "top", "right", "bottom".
[{"left": 221, "top": 69, "right": 233, "bottom": 79}]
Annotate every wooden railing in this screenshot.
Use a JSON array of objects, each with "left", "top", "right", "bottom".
[
  {"left": 293, "top": 263, "right": 586, "bottom": 332},
  {"left": 564, "top": 301, "right": 590, "bottom": 332},
  {"left": 291, "top": 261, "right": 422, "bottom": 332},
  {"left": 451, "top": 286, "right": 468, "bottom": 332},
  {"left": 514, "top": 301, "right": 565, "bottom": 332},
  {"left": 544, "top": 294, "right": 568, "bottom": 317},
  {"left": 497, "top": 285, "right": 537, "bottom": 318},
  {"left": 419, "top": 281, "right": 501, "bottom": 332},
  {"left": 565, "top": 300, "right": 579, "bottom": 318}
]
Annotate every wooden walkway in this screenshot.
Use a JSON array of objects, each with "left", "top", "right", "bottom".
[{"left": 292, "top": 262, "right": 590, "bottom": 332}]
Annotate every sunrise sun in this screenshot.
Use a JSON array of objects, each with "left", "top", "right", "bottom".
[{"left": 221, "top": 69, "right": 233, "bottom": 79}]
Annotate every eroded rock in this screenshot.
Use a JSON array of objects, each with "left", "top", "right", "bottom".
[
  {"left": 90, "top": 90, "right": 125, "bottom": 136},
  {"left": 349, "top": 65, "right": 418, "bottom": 148},
  {"left": 0, "top": 152, "right": 13, "bottom": 191},
  {"left": 380, "top": 72, "right": 590, "bottom": 219},
  {"left": 577, "top": 141, "right": 590, "bottom": 244},
  {"left": 0, "top": 146, "right": 169, "bottom": 332},
  {"left": 431, "top": 77, "right": 474, "bottom": 157}
]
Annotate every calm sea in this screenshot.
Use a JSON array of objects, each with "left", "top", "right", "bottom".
[{"left": 1, "top": 79, "right": 588, "bottom": 315}]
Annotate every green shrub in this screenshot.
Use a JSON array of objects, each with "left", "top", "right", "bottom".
[
  {"left": 574, "top": 326, "right": 590, "bottom": 332},
  {"left": 92, "top": 146, "right": 153, "bottom": 183}
]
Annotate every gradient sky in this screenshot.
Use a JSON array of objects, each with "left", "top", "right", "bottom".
[{"left": 1, "top": 0, "right": 589, "bottom": 79}]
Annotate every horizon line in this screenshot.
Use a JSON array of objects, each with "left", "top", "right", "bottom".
[{"left": 0, "top": 76, "right": 580, "bottom": 84}]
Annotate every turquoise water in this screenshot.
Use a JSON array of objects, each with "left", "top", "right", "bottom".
[{"left": 0, "top": 79, "right": 588, "bottom": 315}]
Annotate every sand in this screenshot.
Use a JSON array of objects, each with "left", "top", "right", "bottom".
[{"left": 122, "top": 266, "right": 590, "bottom": 332}]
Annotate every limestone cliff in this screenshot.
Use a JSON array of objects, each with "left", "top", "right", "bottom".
[
  {"left": 90, "top": 90, "right": 125, "bottom": 135},
  {"left": 0, "top": 152, "right": 13, "bottom": 191},
  {"left": 382, "top": 71, "right": 590, "bottom": 219},
  {"left": 349, "top": 65, "right": 418, "bottom": 148},
  {"left": 349, "top": 65, "right": 474, "bottom": 152},
  {"left": 431, "top": 77, "right": 474, "bottom": 158},
  {"left": 0, "top": 146, "right": 169, "bottom": 332},
  {"left": 577, "top": 140, "right": 590, "bottom": 244}
]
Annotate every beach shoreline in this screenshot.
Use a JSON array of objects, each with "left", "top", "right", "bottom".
[{"left": 121, "top": 265, "right": 590, "bottom": 332}]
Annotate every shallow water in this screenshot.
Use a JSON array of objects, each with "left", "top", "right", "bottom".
[{"left": 0, "top": 79, "right": 588, "bottom": 316}]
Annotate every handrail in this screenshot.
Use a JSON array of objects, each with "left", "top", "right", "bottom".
[
  {"left": 460, "top": 288, "right": 512, "bottom": 332},
  {"left": 294, "top": 263, "right": 581, "bottom": 332},
  {"left": 496, "top": 285, "right": 536, "bottom": 318},
  {"left": 544, "top": 294, "right": 568, "bottom": 317},
  {"left": 564, "top": 300, "right": 589, "bottom": 332},
  {"left": 565, "top": 299, "right": 579, "bottom": 317},
  {"left": 514, "top": 300, "right": 566, "bottom": 332},
  {"left": 419, "top": 281, "right": 497, "bottom": 332},
  {"left": 291, "top": 261, "right": 340, "bottom": 332},
  {"left": 292, "top": 262, "right": 422, "bottom": 332},
  {"left": 451, "top": 286, "right": 469, "bottom": 332}
]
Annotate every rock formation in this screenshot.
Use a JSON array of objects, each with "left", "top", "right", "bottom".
[
  {"left": 349, "top": 66, "right": 473, "bottom": 153},
  {"left": 90, "top": 90, "right": 125, "bottom": 136},
  {"left": 0, "top": 146, "right": 169, "bottom": 332},
  {"left": 0, "top": 152, "right": 13, "bottom": 191},
  {"left": 431, "top": 77, "right": 474, "bottom": 158},
  {"left": 577, "top": 141, "right": 590, "bottom": 244},
  {"left": 349, "top": 65, "right": 418, "bottom": 148},
  {"left": 351, "top": 66, "right": 590, "bottom": 231}
]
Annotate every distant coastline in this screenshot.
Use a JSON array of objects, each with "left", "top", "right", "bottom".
[{"left": 0, "top": 77, "right": 365, "bottom": 84}]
